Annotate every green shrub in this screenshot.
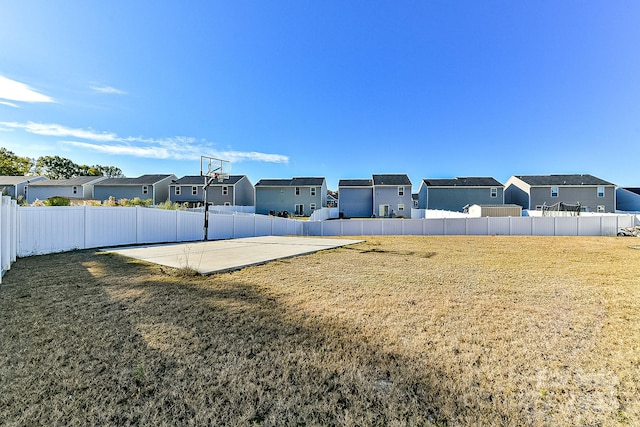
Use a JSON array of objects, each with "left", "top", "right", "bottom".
[{"left": 45, "top": 196, "right": 70, "bottom": 206}]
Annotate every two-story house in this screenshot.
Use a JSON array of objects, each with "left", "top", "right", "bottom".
[
  {"left": 93, "top": 174, "right": 177, "bottom": 205},
  {"left": 418, "top": 177, "right": 504, "bottom": 212},
  {"left": 504, "top": 174, "right": 616, "bottom": 213},
  {"left": 254, "top": 177, "right": 327, "bottom": 216},
  {"left": 169, "top": 175, "right": 255, "bottom": 207},
  {"left": 372, "top": 174, "right": 412, "bottom": 218},
  {"left": 26, "top": 176, "right": 108, "bottom": 204}
]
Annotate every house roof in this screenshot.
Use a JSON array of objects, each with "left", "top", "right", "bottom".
[
  {"left": 255, "top": 177, "right": 325, "bottom": 186},
  {"left": 28, "top": 176, "right": 106, "bottom": 186},
  {"left": 95, "top": 174, "right": 175, "bottom": 186},
  {"left": 422, "top": 177, "right": 503, "bottom": 187},
  {"left": 0, "top": 176, "right": 47, "bottom": 186},
  {"left": 338, "top": 179, "right": 373, "bottom": 187},
  {"left": 514, "top": 174, "right": 614, "bottom": 186},
  {"left": 623, "top": 188, "right": 640, "bottom": 196},
  {"left": 372, "top": 174, "right": 412, "bottom": 186},
  {"left": 173, "top": 175, "right": 245, "bottom": 185}
]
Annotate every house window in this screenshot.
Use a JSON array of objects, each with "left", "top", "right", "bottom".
[
  {"left": 597, "top": 187, "right": 605, "bottom": 198},
  {"left": 222, "top": 186, "right": 228, "bottom": 195},
  {"left": 310, "top": 203, "right": 317, "bottom": 210},
  {"left": 398, "top": 203, "right": 405, "bottom": 212},
  {"left": 295, "top": 187, "right": 300, "bottom": 196},
  {"left": 398, "top": 186, "right": 404, "bottom": 196},
  {"left": 72, "top": 186, "right": 78, "bottom": 195},
  {"left": 175, "top": 186, "right": 181, "bottom": 195},
  {"left": 192, "top": 186, "right": 198, "bottom": 196},
  {"left": 490, "top": 187, "right": 497, "bottom": 198},
  {"left": 597, "top": 205, "right": 605, "bottom": 213},
  {"left": 310, "top": 187, "right": 316, "bottom": 197},
  {"left": 550, "top": 187, "right": 559, "bottom": 197},
  {"left": 142, "top": 185, "right": 149, "bottom": 195}
]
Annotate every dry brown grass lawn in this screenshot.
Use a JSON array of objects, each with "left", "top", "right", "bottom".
[{"left": 1, "top": 236, "right": 639, "bottom": 426}]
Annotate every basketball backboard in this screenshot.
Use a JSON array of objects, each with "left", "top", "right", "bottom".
[{"left": 200, "top": 156, "right": 231, "bottom": 182}]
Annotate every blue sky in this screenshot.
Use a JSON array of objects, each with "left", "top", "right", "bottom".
[{"left": 1, "top": 1, "right": 639, "bottom": 190}]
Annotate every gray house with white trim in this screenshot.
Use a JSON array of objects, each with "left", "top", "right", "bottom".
[
  {"left": 0, "top": 176, "right": 47, "bottom": 200},
  {"left": 26, "top": 176, "right": 108, "bottom": 203},
  {"left": 255, "top": 177, "right": 327, "bottom": 216},
  {"left": 93, "top": 174, "right": 177, "bottom": 205},
  {"left": 505, "top": 174, "right": 616, "bottom": 213},
  {"left": 338, "top": 179, "right": 374, "bottom": 218},
  {"left": 418, "top": 177, "right": 504, "bottom": 212},
  {"left": 372, "top": 174, "right": 412, "bottom": 218},
  {"left": 169, "top": 175, "right": 254, "bottom": 207}
]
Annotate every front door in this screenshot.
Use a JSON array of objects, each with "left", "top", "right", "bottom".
[
  {"left": 295, "top": 204, "right": 304, "bottom": 216},
  {"left": 379, "top": 204, "right": 390, "bottom": 218}
]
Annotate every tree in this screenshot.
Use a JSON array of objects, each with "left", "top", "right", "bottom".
[
  {"left": 0, "top": 147, "right": 33, "bottom": 176},
  {"left": 35, "top": 156, "right": 80, "bottom": 179},
  {"left": 96, "top": 165, "right": 124, "bottom": 178}
]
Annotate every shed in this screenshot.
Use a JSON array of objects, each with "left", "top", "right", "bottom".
[{"left": 467, "top": 204, "right": 522, "bottom": 217}]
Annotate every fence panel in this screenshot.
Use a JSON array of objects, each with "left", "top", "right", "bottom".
[
  {"left": 554, "top": 217, "right": 579, "bottom": 236},
  {"left": 271, "top": 217, "right": 289, "bottom": 235},
  {"left": 342, "top": 220, "right": 364, "bottom": 235},
  {"left": 209, "top": 214, "right": 234, "bottom": 240},
  {"left": 18, "top": 207, "right": 86, "bottom": 256},
  {"left": 509, "top": 217, "right": 532, "bottom": 235},
  {"left": 467, "top": 218, "right": 489, "bottom": 235},
  {"left": 177, "top": 211, "right": 204, "bottom": 241},
  {"left": 137, "top": 208, "right": 178, "bottom": 244},
  {"left": 488, "top": 217, "right": 511, "bottom": 235},
  {"left": 85, "top": 207, "right": 137, "bottom": 248},
  {"left": 577, "top": 216, "right": 602, "bottom": 236},
  {"left": 321, "top": 220, "right": 342, "bottom": 236},
  {"left": 443, "top": 218, "right": 467, "bottom": 235},
  {"left": 233, "top": 215, "right": 256, "bottom": 238},
  {"left": 424, "top": 219, "right": 445, "bottom": 235},
  {"left": 255, "top": 215, "right": 273, "bottom": 236},
  {"left": 362, "top": 220, "right": 383, "bottom": 235},
  {"left": 532, "top": 217, "right": 555, "bottom": 236},
  {"left": 382, "top": 219, "right": 403, "bottom": 235},
  {"left": 403, "top": 219, "right": 424, "bottom": 235}
]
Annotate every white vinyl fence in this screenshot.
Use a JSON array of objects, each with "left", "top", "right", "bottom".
[
  {"left": 17, "top": 206, "right": 302, "bottom": 257},
  {"left": 4, "top": 205, "right": 639, "bottom": 260},
  {"left": 0, "top": 196, "right": 19, "bottom": 283},
  {"left": 302, "top": 215, "right": 637, "bottom": 237}
]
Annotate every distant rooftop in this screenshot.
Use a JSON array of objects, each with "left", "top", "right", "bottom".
[
  {"left": 255, "top": 177, "right": 325, "bottom": 186},
  {"left": 173, "top": 175, "right": 245, "bottom": 185},
  {"left": 372, "top": 174, "right": 411, "bottom": 186},
  {"left": 28, "top": 176, "right": 106, "bottom": 186},
  {"left": 422, "top": 177, "right": 503, "bottom": 187},
  {"left": 514, "top": 174, "right": 614, "bottom": 186},
  {"left": 338, "top": 179, "right": 373, "bottom": 187},
  {"left": 95, "top": 174, "right": 175, "bottom": 186}
]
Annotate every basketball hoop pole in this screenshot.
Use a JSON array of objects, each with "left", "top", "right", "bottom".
[{"left": 200, "top": 156, "right": 230, "bottom": 241}]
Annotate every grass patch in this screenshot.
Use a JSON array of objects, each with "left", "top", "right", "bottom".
[{"left": 1, "top": 236, "right": 639, "bottom": 425}]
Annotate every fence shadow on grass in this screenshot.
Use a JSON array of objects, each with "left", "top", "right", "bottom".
[{"left": 1, "top": 249, "right": 516, "bottom": 426}]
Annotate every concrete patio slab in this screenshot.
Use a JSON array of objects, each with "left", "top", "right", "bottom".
[{"left": 102, "top": 236, "right": 364, "bottom": 274}]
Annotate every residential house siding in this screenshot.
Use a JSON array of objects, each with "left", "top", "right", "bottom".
[
  {"left": 338, "top": 179, "right": 373, "bottom": 218},
  {"left": 0, "top": 176, "right": 47, "bottom": 200},
  {"left": 418, "top": 177, "right": 503, "bottom": 212},
  {"left": 372, "top": 174, "right": 412, "bottom": 218},
  {"left": 26, "top": 176, "right": 107, "bottom": 203},
  {"left": 505, "top": 174, "right": 615, "bottom": 212},
  {"left": 94, "top": 174, "right": 176, "bottom": 205},
  {"left": 255, "top": 177, "right": 327, "bottom": 216}
]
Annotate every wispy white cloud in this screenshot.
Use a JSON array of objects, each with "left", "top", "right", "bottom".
[
  {"left": 0, "top": 100, "right": 20, "bottom": 108},
  {"left": 1, "top": 120, "right": 289, "bottom": 164},
  {"left": 0, "top": 75, "right": 54, "bottom": 103},
  {"left": 0, "top": 121, "right": 117, "bottom": 142},
  {"left": 90, "top": 84, "right": 127, "bottom": 95}
]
